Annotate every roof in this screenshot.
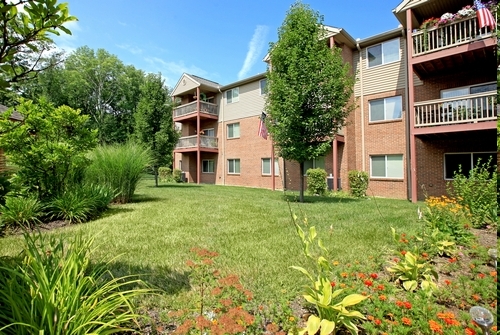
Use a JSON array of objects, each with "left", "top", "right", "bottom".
[
  {"left": 170, "top": 73, "right": 221, "bottom": 97},
  {"left": 0, "top": 104, "right": 23, "bottom": 121},
  {"left": 220, "top": 72, "right": 266, "bottom": 91},
  {"left": 188, "top": 74, "right": 220, "bottom": 88}
]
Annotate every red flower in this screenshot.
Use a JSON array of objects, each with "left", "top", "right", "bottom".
[
  {"left": 465, "top": 327, "right": 476, "bottom": 335},
  {"left": 374, "top": 319, "right": 382, "bottom": 326},
  {"left": 364, "top": 280, "right": 373, "bottom": 287},
  {"left": 478, "top": 273, "right": 485, "bottom": 279},
  {"left": 444, "top": 279, "right": 452, "bottom": 286},
  {"left": 330, "top": 281, "right": 336, "bottom": 287},
  {"left": 448, "top": 257, "right": 457, "bottom": 263},
  {"left": 396, "top": 300, "right": 404, "bottom": 307},
  {"left": 400, "top": 250, "right": 407, "bottom": 256},
  {"left": 403, "top": 301, "right": 412, "bottom": 309},
  {"left": 370, "top": 273, "right": 378, "bottom": 279}
]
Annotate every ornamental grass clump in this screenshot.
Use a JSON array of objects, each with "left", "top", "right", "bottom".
[
  {"left": 85, "top": 142, "right": 152, "bottom": 203},
  {"left": 0, "top": 195, "right": 44, "bottom": 229},
  {"left": 0, "top": 232, "right": 151, "bottom": 334}
]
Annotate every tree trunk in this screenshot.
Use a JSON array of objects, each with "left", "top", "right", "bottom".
[
  {"left": 153, "top": 165, "right": 158, "bottom": 187},
  {"left": 299, "top": 161, "right": 304, "bottom": 202}
]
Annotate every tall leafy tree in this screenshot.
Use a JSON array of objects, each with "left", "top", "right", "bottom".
[
  {"left": 135, "top": 73, "right": 179, "bottom": 186},
  {"left": 0, "top": 0, "right": 76, "bottom": 89},
  {"left": 0, "top": 98, "right": 97, "bottom": 199},
  {"left": 265, "top": 2, "right": 355, "bottom": 202}
]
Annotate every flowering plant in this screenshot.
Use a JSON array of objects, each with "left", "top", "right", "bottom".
[{"left": 457, "top": 5, "right": 475, "bottom": 17}]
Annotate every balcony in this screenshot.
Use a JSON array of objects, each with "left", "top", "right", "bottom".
[
  {"left": 412, "top": 15, "right": 494, "bottom": 56},
  {"left": 175, "top": 135, "right": 218, "bottom": 151},
  {"left": 414, "top": 91, "right": 496, "bottom": 128},
  {"left": 173, "top": 101, "right": 218, "bottom": 121}
]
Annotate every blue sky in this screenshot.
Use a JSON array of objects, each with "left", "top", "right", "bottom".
[{"left": 54, "top": 0, "right": 403, "bottom": 88}]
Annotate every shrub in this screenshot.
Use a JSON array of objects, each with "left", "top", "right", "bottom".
[
  {"left": 85, "top": 142, "right": 152, "bottom": 203},
  {"left": 306, "top": 168, "right": 327, "bottom": 196},
  {"left": 158, "top": 166, "right": 172, "bottom": 182},
  {"left": 47, "top": 184, "right": 115, "bottom": 224},
  {"left": 172, "top": 168, "right": 184, "bottom": 183},
  {"left": 0, "top": 196, "right": 44, "bottom": 228},
  {"left": 0, "top": 232, "right": 151, "bottom": 334},
  {"left": 348, "top": 170, "right": 369, "bottom": 198},
  {"left": 0, "top": 173, "right": 12, "bottom": 206},
  {"left": 447, "top": 160, "right": 497, "bottom": 228}
]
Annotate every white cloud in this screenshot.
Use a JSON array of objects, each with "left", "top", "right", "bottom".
[
  {"left": 144, "top": 57, "right": 208, "bottom": 87},
  {"left": 51, "top": 20, "right": 81, "bottom": 56},
  {"left": 238, "top": 25, "right": 268, "bottom": 80},
  {"left": 116, "top": 44, "right": 143, "bottom": 55}
]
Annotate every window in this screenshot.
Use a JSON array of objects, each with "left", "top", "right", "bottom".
[
  {"left": 369, "top": 96, "right": 402, "bottom": 122},
  {"left": 228, "top": 159, "right": 240, "bottom": 174},
  {"left": 178, "top": 160, "right": 182, "bottom": 170},
  {"left": 304, "top": 156, "right": 325, "bottom": 174},
  {"left": 370, "top": 155, "right": 403, "bottom": 178},
  {"left": 444, "top": 152, "right": 495, "bottom": 179},
  {"left": 259, "top": 79, "right": 267, "bottom": 95},
  {"left": 367, "top": 39, "right": 400, "bottom": 67},
  {"left": 262, "top": 158, "right": 279, "bottom": 176},
  {"left": 227, "top": 123, "right": 240, "bottom": 138},
  {"left": 202, "top": 128, "right": 215, "bottom": 137},
  {"left": 226, "top": 87, "right": 239, "bottom": 103},
  {"left": 202, "top": 159, "right": 214, "bottom": 173}
]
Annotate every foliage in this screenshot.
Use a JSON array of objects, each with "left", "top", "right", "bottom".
[
  {"left": 0, "top": 99, "right": 97, "bottom": 199},
  {"left": 158, "top": 166, "right": 172, "bottom": 182},
  {"left": 291, "top": 215, "right": 368, "bottom": 335},
  {"left": 47, "top": 184, "right": 115, "bottom": 224},
  {"left": 135, "top": 73, "right": 179, "bottom": 186},
  {"left": 0, "top": 173, "right": 11, "bottom": 206},
  {"left": 348, "top": 170, "right": 369, "bottom": 198},
  {"left": 0, "top": 195, "right": 44, "bottom": 228},
  {"left": 447, "top": 160, "right": 497, "bottom": 228},
  {"left": 306, "top": 168, "right": 327, "bottom": 196},
  {"left": 85, "top": 142, "right": 152, "bottom": 203},
  {"left": 265, "top": 2, "right": 355, "bottom": 202},
  {"left": 0, "top": 0, "right": 76, "bottom": 89},
  {"left": 0, "top": 232, "right": 151, "bottom": 334},
  {"left": 423, "top": 196, "right": 474, "bottom": 245},
  {"left": 173, "top": 168, "right": 184, "bottom": 183}
]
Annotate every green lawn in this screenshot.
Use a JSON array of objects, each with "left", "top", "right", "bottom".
[{"left": 0, "top": 178, "right": 421, "bottom": 309}]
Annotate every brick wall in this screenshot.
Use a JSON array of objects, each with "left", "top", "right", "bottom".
[{"left": 415, "top": 129, "right": 496, "bottom": 200}]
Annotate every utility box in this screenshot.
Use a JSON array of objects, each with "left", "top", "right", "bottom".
[{"left": 327, "top": 174, "right": 341, "bottom": 191}]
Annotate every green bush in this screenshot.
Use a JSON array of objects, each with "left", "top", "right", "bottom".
[
  {"left": 158, "top": 166, "right": 172, "bottom": 182},
  {"left": 348, "top": 170, "right": 369, "bottom": 198},
  {"left": 47, "top": 184, "right": 115, "bottom": 224},
  {"left": 447, "top": 160, "right": 497, "bottom": 228},
  {"left": 85, "top": 142, "right": 152, "bottom": 203},
  {"left": 306, "top": 168, "right": 327, "bottom": 196},
  {"left": 0, "top": 232, "right": 151, "bottom": 334},
  {"left": 0, "top": 173, "right": 12, "bottom": 206},
  {"left": 0, "top": 196, "right": 44, "bottom": 228},
  {"left": 173, "top": 168, "right": 184, "bottom": 183}
]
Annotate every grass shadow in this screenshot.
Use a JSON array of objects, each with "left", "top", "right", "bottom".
[
  {"left": 105, "top": 261, "right": 191, "bottom": 295},
  {"left": 282, "top": 194, "right": 364, "bottom": 204},
  {"left": 146, "top": 183, "right": 202, "bottom": 189},
  {"left": 130, "top": 195, "right": 164, "bottom": 203},
  {"left": 100, "top": 206, "right": 135, "bottom": 218}
]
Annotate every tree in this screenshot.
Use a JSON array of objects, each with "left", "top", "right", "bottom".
[
  {"left": 265, "top": 2, "right": 355, "bottom": 202},
  {"left": 135, "top": 73, "right": 179, "bottom": 186},
  {"left": 0, "top": 0, "right": 76, "bottom": 89},
  {"left": 0, "top": 98, "right": 97, "bottom": 199}
]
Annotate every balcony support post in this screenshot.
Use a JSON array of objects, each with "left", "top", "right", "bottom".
[
  {"left": 407, "top": 8, "right": 418, "bottom": 203},
  {"left": 196, "top": 86, "right": 201, "bottom": 184}
]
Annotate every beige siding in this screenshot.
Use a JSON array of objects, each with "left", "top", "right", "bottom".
[
  {"left": 220, "top": 80, "right": 266, "bottom": 122},
  {"left": 171, "top": 74, "right": 199, "bottom": 96}
]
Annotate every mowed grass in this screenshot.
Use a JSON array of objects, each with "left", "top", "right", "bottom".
[{"left": 0, "top": 177, "right": 421, "bottom": 309}]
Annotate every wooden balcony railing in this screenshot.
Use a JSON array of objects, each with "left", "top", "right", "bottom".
[
  {"left": 412, "top": 14, "right": 495, "bottom": 56},
  {"left": 414, "top": 91, "right": 497, "bottom": 127},
  {"left": 173, "top": 101, "right": 218, "bottom": 118},
  {"left": 175, "top": 135, "right": 218, "bottom": 149}
]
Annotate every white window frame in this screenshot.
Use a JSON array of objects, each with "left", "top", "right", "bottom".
[
  {"left": 226, "top": 87, "right": 239, "bottom": 104},
  {"left": 202, "top": 159, "right": 214, "bottom": 173},
  {"left": 227, "top": 123, "right": 240, "bottom": 139},
  {"left": 369, "top": 96, "right": 403, "bottom": 122},
  {"left": 444, "top": 152, "right": 496, "bottom": 180},
  {"left": 261, "top": 158, "right": 279, "bottom": 176},
  {"left": 227, "top": 159, "right": 240, "bottom": 174},
  {"left": 370, "top": 154, "right": 404, "bottom": 179},
  {"left": 259, "top": 79, "right": 267, "bottom": 95},
  {"left": 367, "top": 38, "right": 400, "bottom": 68},
  {"left": 202, "top": 128, "right": 215, "bottom": 137}
]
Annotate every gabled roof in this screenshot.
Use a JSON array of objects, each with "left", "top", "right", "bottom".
[
  {"left": 393, "top": 0, "right": 468, "bottom": 29},
  {"left": 171, "top": 73, "right": 220, "bottom": 97},
  {"left": 0, "top": 104, "right": 23, "bottom": 121}
]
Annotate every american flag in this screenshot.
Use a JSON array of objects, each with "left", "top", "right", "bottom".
[
  {"left": 258, "top": 112, "right": 268, "bottom": 140},
  {"left": 475, "top": 0, "right": 496, "bottom": 29}
]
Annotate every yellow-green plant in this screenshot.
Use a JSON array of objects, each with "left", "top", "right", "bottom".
[
  {"left": 386, "top": 250, "right": 438, "bottom": 293},
  {"left": 290, "top": 216, "right": 368, "bottom": 335}
]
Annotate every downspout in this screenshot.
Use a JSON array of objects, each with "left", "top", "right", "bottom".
[
  {"left": 218, "top": 86, "right": 225, "bottom": 185},
  {"left": 402, "top": 26, "right": 412, "bottom": 201},
  {"left": 356, "top": 41, "right": 366, "bottom": 171}
]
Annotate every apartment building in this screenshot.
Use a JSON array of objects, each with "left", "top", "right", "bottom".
[{"left": 171, "top": 0, "right": 497, "bottom": 202}]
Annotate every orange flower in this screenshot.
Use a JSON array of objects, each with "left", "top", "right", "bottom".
[
  {"left": 403, "top": 301, "right": 412, "bottom": 309},
  {"left": 396, "top": 300, "right": 404, "bottom": 307},
  {"left": 379, "top": 295, "right": 387, "bottom": 301},
  {"left": 444, "top": 279, "right": 452, "bottom": 286},
  {"left": 341, "top": 272, "right": 348, "bottom": 278},
  {"left": 400, "top": 250, "right": 407, "bottom": 256},
  {"left": 470, "top": 263, "right": 476, "bottom": 269},
  {"left": 472, "top": 294, "right": 481, "bottom": 301},
  {"left": 465, "top": 327, "right": 476, "bottom": 335},
  {"left": 376, "top": 284, "right": 385, "bottom": 291},
  {"left": 478, "top": 273, "right": 485, "bottom": 279},
  {"left": 448, "top": 257, "right": 457, "bottom": 263},
  {"left": 367, "top": 315, "right": 374, "bottom": 321},
  {"left": 490, "top": 271, "right": 497, "bottom": 277},
  {"left": 428, "top": 320, "right": 443, "bottom": 334},
  {"left": 374, "top": 319, "right": 382, "bottom": 326},
  {"left": 358, "top": 273, "right": 366, "bottom": 279},
  {"left": 401, "top": 317, "right": 412, "bottom": 326}
]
